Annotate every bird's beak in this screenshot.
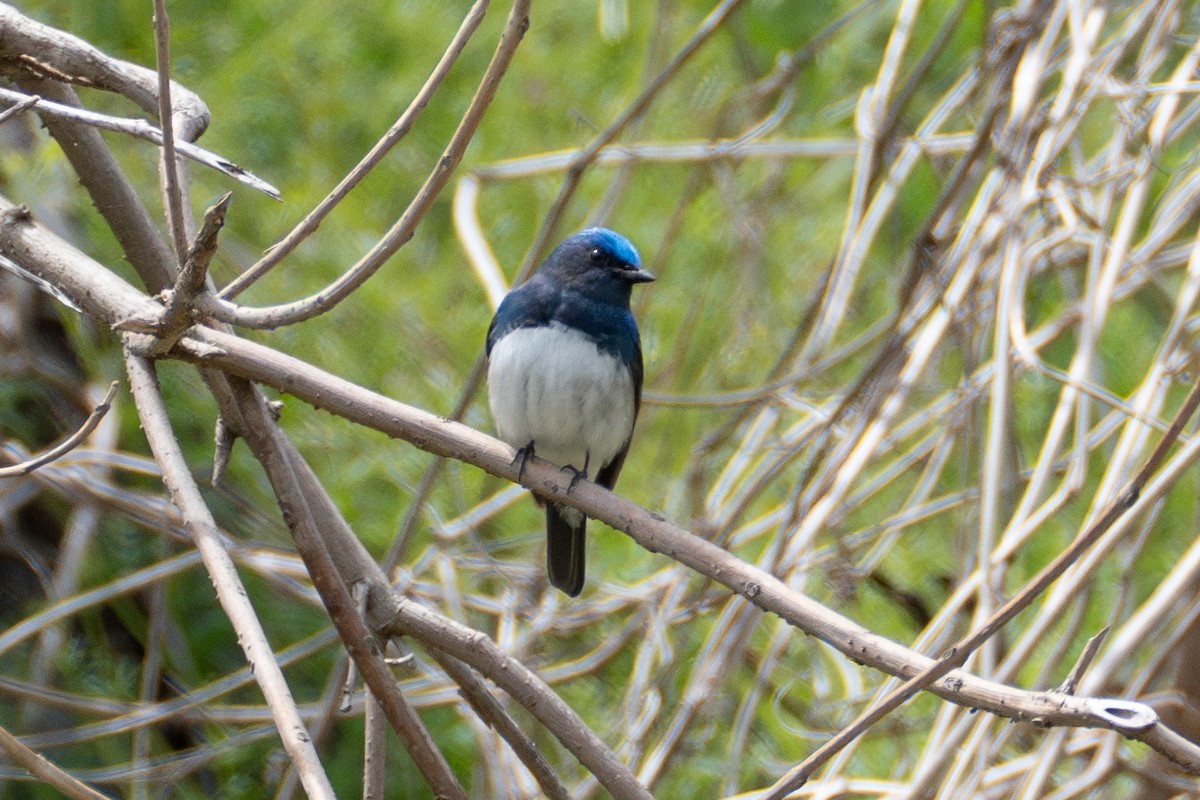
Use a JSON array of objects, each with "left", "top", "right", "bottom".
[{"left": 627, "top": 267, "right": 655, "bottom": 283}]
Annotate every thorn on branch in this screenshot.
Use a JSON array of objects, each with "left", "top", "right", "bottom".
[
  {"left": 0, "top": 203, "right": 32, "bottom": 224},
  {"left": 1055, "top": 626, "right": 1109, "bottom": 696}
]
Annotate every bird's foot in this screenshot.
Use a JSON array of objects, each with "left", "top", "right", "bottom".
[
  {"left": 561, "top": 452, "right": 590, "bottom": 494},
  {"left": 512, "top": 441, "right": 535, "bottom": 483}
]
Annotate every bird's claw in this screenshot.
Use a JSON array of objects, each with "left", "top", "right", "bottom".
[
  {"left": 562, "top": 452, "right": 590, "bottom": 494},
  {"left": 512, "top": 442, "right": 535, "bottom": 483}
]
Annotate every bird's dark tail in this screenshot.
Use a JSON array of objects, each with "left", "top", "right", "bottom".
[{"left": 546, "top": 503, "right": 586, "bottom": 597}]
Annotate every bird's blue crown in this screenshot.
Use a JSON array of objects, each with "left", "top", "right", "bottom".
[{"left": 578, "top": 227, "right": 641, "bottom": 267}]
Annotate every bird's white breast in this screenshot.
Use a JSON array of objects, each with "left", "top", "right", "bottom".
[{"left": 487, "top": 323, "right": 635, "bottom": 478}]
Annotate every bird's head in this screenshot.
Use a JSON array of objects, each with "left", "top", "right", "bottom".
[{"left": 540, "top": 228, "right": 655, "bottom": 298}]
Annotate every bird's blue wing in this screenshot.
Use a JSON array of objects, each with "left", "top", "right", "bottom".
[
  {"left": 586, "top": 305, "right": 644, "bottom": 491},
  {"left": 485, "top": 278, "right": 558, "bottom": 357}
]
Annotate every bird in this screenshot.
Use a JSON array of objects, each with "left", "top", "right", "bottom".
[{"left": 486, "top": 227, "right": 654, "bottom": 596}]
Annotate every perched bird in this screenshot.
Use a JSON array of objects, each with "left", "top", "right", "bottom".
[{"left": 486, "top": 228, "right": 654, "bottom": 596}]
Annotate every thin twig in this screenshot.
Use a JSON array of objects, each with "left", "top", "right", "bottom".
[
  {"left": 0, "top": 91, "right": 37, "bottom": 124},
  {"left": 151, "top": 0, "right": 186, "bottom": 264},
  {"left": 201, "top": 0, "right": 530, "bottom": 328},
  {"left": 0, "top": 722, "right": 114, "bottom": 800},
  {"left": 0, "top": 87, "right": 279, "bottom": 199},
  {"left": 362, "top": 692, "right": 387, "bottom": 800},
  {"left": 218, "top": 0, "right": 490, "bottom": 300},
  {"left": 0, "top": 381, "right": 118, "bottom": 477},
  {"left": 1057, "top": 626, "right": 1110, "bottom": 695}
]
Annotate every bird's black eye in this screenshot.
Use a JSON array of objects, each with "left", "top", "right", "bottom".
[{"left": 589, "top": 247, "right": 604, "bottom": 262}]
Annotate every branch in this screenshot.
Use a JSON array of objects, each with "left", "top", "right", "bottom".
[
  {"left": 425, "top": 648, "right": 572, "bottom": 800},
  {"left": 218, "top": 0, "right": 489, "bottom": 299},
  {"left": 226, "top": 376, "right": 468, "bottom": 800},
  {"left": 151, "top": 0, "right": 188, "bottom": 262},
  {"left": 0, "top": 381, "right": 117, "bottom": 477},
  {"left": 121, "top": 351, "right": 336, "bottom": 800},
  {"left": 221, "top": 376, "right": 652, "bottom": 800},
  {"left": 762, "top": 364, "right": 1200, "bottom": 798},
  {"left": 0, "top": 722, "right": 113, "bottom": 800},
  {"left": 7, "top": 79, "right": 178, "bottom": 292},
  {"left": 151, "top": 193, "right": 232, "bottom": 356},
  {"left": 0, "top": 2, "right": 207, "bottom": 138},
  {"left": 5, "top": 192, "right": 1200, "bottom": 775},
  {"left": 182, "top": 313, "right": 1200, "bottom": 772},
  {"left": 0, "top": 87, "right": 279, "bottom": 199},
  {"left": 199, "top": 0, "right": 530, "bottom": 329}
]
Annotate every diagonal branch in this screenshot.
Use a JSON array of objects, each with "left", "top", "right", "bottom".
[
  {"left": 199, "top": 0, "right": 530, "bottom": 329},
  {"left": 0, "top": 87, "right": 279, "bottom": 198},
  {"left": 218, "top": 0, "right": 489, "bottom": 299},
  {"left": 0, "top": 722, "right": 113, "bottom": 800},
  {"left": 226, "top": 376, "right": 469, "bottom": 800},
  {"left": 0, "top": 382, "right": 117, "bottom": 478},
  {"left": 121, "top": 351, "right": 336, "bottom": 800},
  {"left": 4, "top": 193, "right": 1200, "bottom": 775}
]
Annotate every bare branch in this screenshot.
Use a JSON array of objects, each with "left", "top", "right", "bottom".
[
  {"left": 121, "top": 351, "right": 336, "bottom": 800},
  {"left": 7, "top": 78, "right": 178, "bottom": 292},
  {"left": 222, "top": 371, "right": 652, "bottom": 800},
  {"left": 151, "top": 0, "right": 187, "bottom": 263},
  {"left": 0, "top": 1, "right": 208, "bottom": 139},
  {"left": 0, "top": 381, "right": 118, "bottom": 477},
  {"left": 0, "top": 722, "right": 113, "bottom": 800},
  {"left": 218, "top": 0, "right": 489, "bottom": 300},
  {"left": 226, "top": 375, "right": 465, "bottom": 800},
  {"left": 151, "top": 192, "right": 232, "bottom": 356},
  {"left": 0, "top": 87, "right": 280, "bottom": 199},
  {"left": 201, "top": 0, "right": 530, "bottom": 329},
  {"left": 426, "top": 648, "right": 572, "bottom": 800},
  {"left": 1058, "top": 627, "right": 1111, "bottom": 696},
  {"left": 6, "top": 194, "right": 1200, "bottom": 775},
  {"left": 10, "top": 2, "right": 1200, "bottom": 794}
]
